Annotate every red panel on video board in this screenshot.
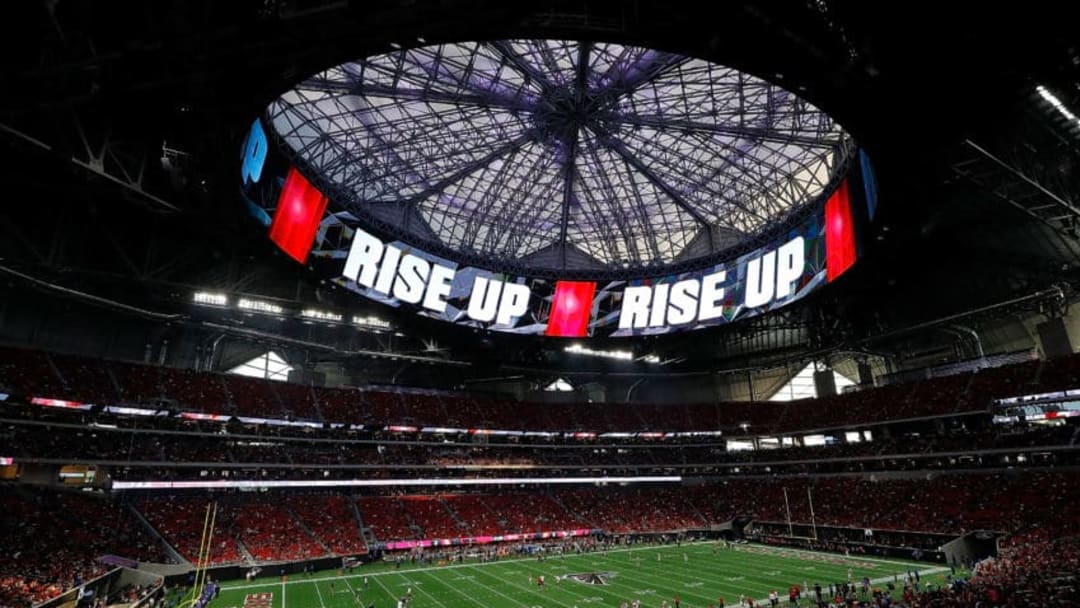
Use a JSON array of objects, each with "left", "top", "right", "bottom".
[
  {"left": 269, "top": 167, "right": 328, "bottom": 264},
  {"left": 825, "top": 179, "right": 856, "bottom": 282},
  {"left": 545, "top": 281, "right": 596, "bottom": 337}
]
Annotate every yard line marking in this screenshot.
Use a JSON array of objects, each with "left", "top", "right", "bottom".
[
  {"left": 221, "top": 543, "right": 702, "bottom": 591},
  {"left": 369, "top": 572, "right": 400, "bottom": 603},
  {"left": 220, "top": 545, "right": 931, "bottom": 608},
  {"left": 462, "top": 566, "right": 562, "bottom": 608},
  {"left": 313, "top": 577, "right": 327, "bottom": 608},
  {"left": 394, "top": 572, "right": 451, "bottom": 608},
  {"left": 341, "top": 574, "right": 358, "bottom": 603},
  {"left": 218, "top": 541, "right": 930, "bottom": 593},
  {"left": 466, "top": 557, "right": 720, "bottom": 608}
]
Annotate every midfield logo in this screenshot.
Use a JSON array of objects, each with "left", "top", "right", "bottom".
[{"left": 565, "top": 572, "right": 616, "bottom": 586}]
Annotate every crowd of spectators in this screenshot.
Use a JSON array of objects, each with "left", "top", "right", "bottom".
[
  {"left": 4, "top": 414, "right": 1076, "bottom": 478},
  {"left": 138, "top": 496, "right": 242, "bottom": 565},
  {"left": 356, "top": 496, "right": 415, "bottom": 540},
  {"left": 895, "top": 533, "right": 1080, "bottom": 607},
  {"left": 6, "top": 345, "right": 1080, "bottom": 608},
  {"left": 228, "top": 502, "right": 324, "bottom": 562},
  {"left": 750, "top": 522, "right": 954, "bottom": 552},
  {"left": 0, "top": 345, "right": 1071, "bottom": 435},
  {"left": 119, "top": 471, "right": 1080, "bottom": 565},
  {"left": 285, "top": 494, "right": 367, "bottom": 555},
  {"left": 358, "top": 472, "right": 1080, "bottom": 544},
  {"left": 99, "top": 579, "right": 165, "bottom": 608},
  {"left": 3, "top": 471, "right": 1080, "bottom": 607},
  {"left": 0, "top": 488, "right": 171, "bottom": 608}
]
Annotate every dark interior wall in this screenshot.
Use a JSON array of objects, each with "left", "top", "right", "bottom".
[
  {"left": 602, "top": 374, "right": 717, "bottom": 404},
  {"left": 0, "top": 284, "right": 258, "bottom": 372},
  {"left": 0, "top": 286, "right": 511, "bottom": 392},
  {"left": 0, "top": 287, "right": 792, "bottom": 406},
  {"left": 0, "top": 284, "right": 164, "bottom": 363},
  {"left": 0, "top": 284, "right": 445, "bottom": 385}
]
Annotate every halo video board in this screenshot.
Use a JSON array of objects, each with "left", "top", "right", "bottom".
[{"left": 241, "top": 119, "right": 875, "bottom": 338}]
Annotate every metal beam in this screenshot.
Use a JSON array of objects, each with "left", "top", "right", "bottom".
[
  {"left": 461, "top": 143, "right": 523, "bottom": 250},
  {"left": 964, "top": 139, "right": 1080, "bottom": 214},
  {"left": 612, "top": 113, "right": 839, "bottom": 148},
  {"left": 0, "top": 121, "right": 181, "bottom": 212},
  {"left": 594, "top": 50, "right": 690, "bottom": 100},
  {"left": 0, "top": 214, "right": 47, "bottom": 264},
  {"left": 555, "top": 42, "right": 594, "bottom": 270},
  {"left": 486, "top": 41, "right": 557, "bottom": 95},
  {"left": 395, "top": 130, "right": 538, "bottom": 207},
  {"left": 302, "top": 78, "right": 534, "bottom": 112},
  {"left": 101, "top": 220, "right": 145, "bottom": 280},
  {"left": 598, "top": 133, "right": 716, "bottom": 234},
  {"left": 305, "top": 93, "right": 429, "bottom": 200}
]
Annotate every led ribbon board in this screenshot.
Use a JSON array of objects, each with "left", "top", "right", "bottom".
[{"left": 242, "top": 138, "right": 873, "bottom": 339}]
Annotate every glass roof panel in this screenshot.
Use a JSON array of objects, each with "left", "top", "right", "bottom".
[{"left": 268, "top": 40, "right": 852, "bottom": 273}]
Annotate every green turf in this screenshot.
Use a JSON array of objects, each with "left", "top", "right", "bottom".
[{"left": 204, "top": 543, "right": 947, "bottom": 608}]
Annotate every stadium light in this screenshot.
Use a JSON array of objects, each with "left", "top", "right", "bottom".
[
  {"left": 1036, "top": 85, "right": 1080, "bottom": 129},
  {"left": 300, "top": 308, "right": 343, "bottom": 322},
  {"left": 352, "top": 315, "right": 391, "bottom": 329},
  {"left": 237, "top": 297, "right": 284, "bottom": 315},
  {"left": 111, "top": 475, "right": 683, "bottom": 491},
  {"left": 564, "top": 344, "right": 634, "bottom": 361},
  {"left": 192, "top": 291, "right": 228, "bottom": 306}
]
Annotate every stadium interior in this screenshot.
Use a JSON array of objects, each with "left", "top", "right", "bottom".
[{"left": 2, "top": 2, "right": 1080, "bottom": 608}]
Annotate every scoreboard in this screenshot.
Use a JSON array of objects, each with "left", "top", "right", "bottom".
[
  {"left": 59, "top": 464, "right": 97, "bottom": 485},
  {"left": 241, "top": 119, "right": 876, "bottom": 338}
]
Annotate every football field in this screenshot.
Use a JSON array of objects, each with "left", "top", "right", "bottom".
[{"left": 204, "top": 543, "right": 948, "bottom": 608}]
